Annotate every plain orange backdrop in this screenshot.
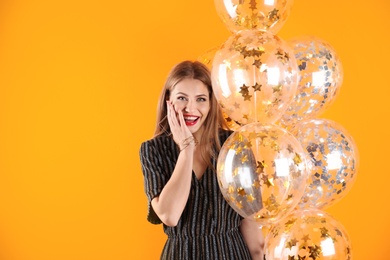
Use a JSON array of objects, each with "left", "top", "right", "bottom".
[{"left": 0, "top": 0, "right": 389, "bottom": 259}]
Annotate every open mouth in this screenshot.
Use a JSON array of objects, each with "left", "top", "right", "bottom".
[{"left": 184, "top": 116, "right": 200, "bottom": 126}]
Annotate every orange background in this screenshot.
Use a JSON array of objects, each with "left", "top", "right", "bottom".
[{"left": 0, "top": 0, "right": 389, "bottom": 259}]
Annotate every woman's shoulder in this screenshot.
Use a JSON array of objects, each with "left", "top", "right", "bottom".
[{"left": 140, "top": 134, "right": 175, "bottom": 151}]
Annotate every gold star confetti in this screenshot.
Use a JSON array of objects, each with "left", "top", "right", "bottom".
[
  {"left": 237, "top": 187, "right": 246, "bottom": 196},
  {"left": 252, "top": 82, "right": 262, "bottom": 92},
  {"left": 285, "top": 218, "right": 297, "bottom": 231},
  {"left": 286, "top": 238, "right": 299, "bottom": 249},
  {"left": 301, "top": 234, "right": 310, "bottom": 243},
  {"left": 308, "top": 245, "right": 322, "bottom": 259},
  {"left": 320, "top": 227, "right": 330, "bottom": 238},
  {"left": 239, "top": 84, "right": 252, "bottom": 101},
  {"left": 257, "top": 160, "right": 266, "bottom": 173},
  {"left": 244, "top": 140, "right": 252, "bottom": 149},
  {"left": 264, "top": 194, "right": 279, "bottom": 211},
  {"left": 293, "top": 153, "right": 302, "bottom": 165},
  {"left": 233, "top": 102, "right": 240, "bottom": 109},
  {"left": 228, "top": 185, "right": 235, "bottom": 194},
  {"left": 233, "top": 167, "right": 239, "bottom": 177},
  {"left": 253, "top": 179, "right": 261, "bottom": 188},
  {"left": 241, "top": 154, "right": 249, "bottom": 163},
  {"left": 253, "top": 59, "right": 263, "bottom": 68},
  {"left": 235, "top": 200, "right": 243, "bottom": 209},
  {"left": 235, "top": 145, "right": 243, "bottom": 154},
  {"left": 335, "top": 228, "right": 343, "bottom": 237},
  {"left": 268, "top": 8, "right": 280, "bottom": 22},
  {"left": 247, "top": 194, "right": 255, "bottom": 202},
  {"left": 273, "top": 84, "right": 282, "bottom": 93},
  {"left": 249, "top": 0, "right": 257, "bottom": 10}
]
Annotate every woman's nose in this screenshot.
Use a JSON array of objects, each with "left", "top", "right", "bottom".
[{"left": 184, "top": 100, "right": 195, "bottom": 113}]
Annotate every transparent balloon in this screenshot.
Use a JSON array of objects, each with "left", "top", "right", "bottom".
[
  {"left": 265, "top": 208, "right": 353, "bottom": 260},
  {"left": 279, "top": 36, "right": 343, "bottom": 129},
  {"left": 211, "top": 30, "right": 298, "bottom": 125},
  {"left": 216, "top": 123, "right": 308, "bottom": 226},
  {"left": 292, "top": 119, "right": 359, "bottom": 209},
  {"left": 214, "top": 0, "right": 294, "bottom": 34}
]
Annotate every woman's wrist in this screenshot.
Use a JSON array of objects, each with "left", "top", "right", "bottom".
[{"left": 179, "top": 136, "right": 198, "bottom": 151}]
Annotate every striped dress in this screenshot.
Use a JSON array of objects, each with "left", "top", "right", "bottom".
[{"left": 139, "top": 129, "right": 252, "bottom": 260}]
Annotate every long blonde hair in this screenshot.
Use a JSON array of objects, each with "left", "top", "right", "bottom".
[{"left": 154, "top": 60, "right": 228, "bottom": 161}]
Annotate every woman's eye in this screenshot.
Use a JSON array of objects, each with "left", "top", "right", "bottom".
[
  {"left": 197, "top": 98, "right": 206, "bottom": 102},
  {"left": 178, "top": 96, "right": 187, "bottom": 101}
]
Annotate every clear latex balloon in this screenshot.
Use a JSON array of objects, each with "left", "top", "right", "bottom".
[
  {"left": 214, "top": 0, "right": 294, "bottom": 34},
  {"left": 211, "top": 29, "right": 298, "bottom": 125},
  {"left": 279, "top": 36, "right": 343, "bottom": 129},
  {"left": 265, "top": 208, "right": 353, "bottom": 260},
  {"left": 216, "top": 123, "right": 308, "bottom": 226},
  {"left": 292, "top": 119, "right": 359, "bottom": 209}
]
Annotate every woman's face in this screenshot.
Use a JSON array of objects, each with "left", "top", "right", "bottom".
[{"left": 169, "top": 78, "right": 210, "bottom": 136}]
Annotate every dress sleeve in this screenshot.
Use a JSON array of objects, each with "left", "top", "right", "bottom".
[{"left": 139, "top": 140, "right": 169, "bottom": 225}]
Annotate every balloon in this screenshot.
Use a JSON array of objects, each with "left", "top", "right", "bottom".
[
  {"left": 211, "top": 29, "right": 298, "bottom": 125},
  {"left": 214, "top": 0, "right": 294, "bottom": 34},
  {"left": 279, "top": 36, "right": 343, "bottom": 129},
  {"left": 265, "top": 208, "right": 353, "bottom": 260},
  {"left": 197, "top": 45, "right": 221, "bottom": 69},
  {"left": 292, "top": 119, "right": 359, "bottom": 209},
  {"left": 216, "top": 123, "right": 308, "bottom": 226}
]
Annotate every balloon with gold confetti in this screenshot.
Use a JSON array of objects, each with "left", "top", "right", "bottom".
[
  {"left": 214, "top": 0, "right": 294, "bottom": 34},
  {"left": 292, "top": 119, "right": 359, "bottom": 209},
  {"left": 264, "top": 208, "right": 352, "bottom": 260},
  {"left": 278, "top": 36, "right": 343, "bottom": 129},
  {"left": 216, "top": 122, "right": 309, "bottom": 226},
  {"left": 211, "top": 29, "right": 298, "bottom": 125}
]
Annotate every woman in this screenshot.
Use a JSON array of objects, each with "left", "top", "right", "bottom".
[{"left": 139, "top": 60, "right": 264, "bottom": 259}]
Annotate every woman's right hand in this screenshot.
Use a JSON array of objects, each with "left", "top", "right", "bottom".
[{"left": 166, "top": 101, "right": 194, "bottom": 151}]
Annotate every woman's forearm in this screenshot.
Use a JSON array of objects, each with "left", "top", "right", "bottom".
[{"left": 151, "top": 145, "right": 195, "bottom": 226}]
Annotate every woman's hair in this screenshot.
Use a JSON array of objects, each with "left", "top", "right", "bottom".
[{"left": 154, "top": 60, "right": 228, "bottom": 160}]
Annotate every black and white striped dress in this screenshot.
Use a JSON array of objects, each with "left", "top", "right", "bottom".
[{"left": 139, "top": 129, "right": 252, "bottom": 260}]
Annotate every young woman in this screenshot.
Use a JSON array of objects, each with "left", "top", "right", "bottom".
[{"left": 139, "top": 60, "right": 264, "bottom": 259}]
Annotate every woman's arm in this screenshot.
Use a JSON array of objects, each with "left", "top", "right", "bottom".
[
  {"left": 151, "top": 144, "right": 194, "bottom": 226},
  {"left": 240, "top": 218, "right": 265, "bottom": 259},
  {"left": 151, "top": 101, "right": 195, "bottom": 227}
]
